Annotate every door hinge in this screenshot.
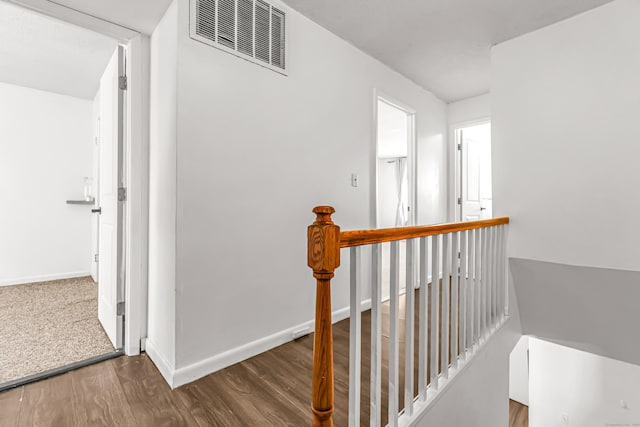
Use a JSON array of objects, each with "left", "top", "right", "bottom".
[
  {"left": 117, "top": 301, "right": 125, "bottom": 316},
  {"left": 94, "top": 253, "right": 99, "bottom": 263},
  {"left": 457, "top": 197, "right": 462, "bottom": 205},
  {"left": 119, "top": 75, "right": 128, "bottom": 91},
  {"left": 118, "top": 187, "right": 127, "bottom": 202},
  {"left": 457, "top": 143, "right": 462, "bottom": 151}
]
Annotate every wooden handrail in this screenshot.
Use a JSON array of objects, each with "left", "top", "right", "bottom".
[
  {"left": 339, "top": 216, "right": 509, "bottom": 248},
  {"left": 307, "top": 206, "right": 509, "bottom": 426}
]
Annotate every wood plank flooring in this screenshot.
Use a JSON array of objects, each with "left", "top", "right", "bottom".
[
  {"left": 0, "top": 290, "right": 528, "bottom": 426},
  {"left": 509, "top": 400, "right": 529, "bottom": 427}
]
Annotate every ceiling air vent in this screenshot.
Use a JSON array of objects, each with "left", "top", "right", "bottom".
[{"left": 191, "top": 0, "right": 287, "bottom": 74}]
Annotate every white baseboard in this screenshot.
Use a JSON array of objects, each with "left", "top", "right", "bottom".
[
  {"left": 148, "top": 277, "right": 447, "bottom": 389},
  {"left": 144, "top": 338, "right": 176, "bottom": 388},
  {"left": 170, "top": 298, "right": 372, "bottom": 389},
  {"left": 0, "top": 271, "right": 92, "bottom": 287}
]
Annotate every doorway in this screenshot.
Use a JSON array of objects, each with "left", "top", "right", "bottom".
[
  {"left": 0, "top": 1, "right": 129, "bottom": 390},
  {"left": 375, "top": 95, "right": 416, "bottom": 298},
  {"left": 454, "top": 121, "right": 492, "bottom": 221},
  {"left": 376, "top": 96, "right": 415, "bottom": 229}
]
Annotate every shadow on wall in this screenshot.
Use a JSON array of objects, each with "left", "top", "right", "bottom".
[{"left": 510, "top": 258, "right": 640, "bottom": 366}]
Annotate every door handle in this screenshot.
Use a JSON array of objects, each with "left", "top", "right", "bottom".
[
  {"left": 480, "top": 207, "right": 486, "bottom": 211},
  {"left": 92, "top": 207, "right": 102, "bottom": 214}
]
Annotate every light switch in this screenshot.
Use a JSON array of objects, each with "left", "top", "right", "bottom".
[{"left": 351, "top": 173, "right": 359, "bottom": 187}]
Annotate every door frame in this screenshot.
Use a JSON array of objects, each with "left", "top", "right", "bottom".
[
  {"left": 450, "top": 117, "right": 491, "bottom": 222},
  {"left": 12, "top": 0, "right": 150, "bottom": 356},
  {"left": 373, "top": 89, "right": 417, "bottom": 229}
]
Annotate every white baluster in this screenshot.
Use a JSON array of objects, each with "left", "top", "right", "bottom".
[
  {"left": 500, "top": 227, "right": 504, "bottom": 317},
  {"left": 389, "top": 241, "right": 400, "bottom": 427},
  {"left": 469, "top": 229, "right": 476, "bottom": 348},
  {"left": 430, "top": 235, "right": 440, "bottom": 391},
  {"left": 484, "top": 227, "right": 490, "bottom": 336},
  {"left": 441, "top": 233, "right": 450, "bottom": 379},
  {"left": 370, "top": 244, "right": 382, "bottom": 427},
  {"left": 418, "top": 237, "right": 428, "bottom": 401},
  {"left": 484, "top": 228, "right": 491, "bottom": 333},
  {"left": 487, "top": 227, "right": 493, "bottom": 325},
  {"left": 476, "top": 229, "right": 481, "bottom": 340},
  {"left": 495, "top": 226, "right": 501, "bottom": 319},
  {"left": 486, "top": 227, "right": 493, "bottom": 336},
  {"left": 349, "top": 247, "right": 361, "bottom": 427},
  {"left": 504, "top": 224, "right": 510, "bottom": 316},
  {"left": 493, "top": 226, "right": 502, "bottom": 325},
  {"left": 460, "top": 230, "right": 467, "bottom": 361},
  {"left": 451, "top": 232, "right": 459, "bottom": 370},
  {"left": 500, "top": 225, "right": 508, "bottom": 317},
  {"left": 484, "top": 227, "right": 490, "bottom": 328},
  {"left": 404, "top": 239, "right": 415, "bottom": 416},
  {"left": 479, "top": 227, "right": 486, "bottom": 339}
]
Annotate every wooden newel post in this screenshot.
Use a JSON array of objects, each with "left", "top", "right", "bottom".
[{"left": 307, "top": 206, "right": 340, "bottom": 427}]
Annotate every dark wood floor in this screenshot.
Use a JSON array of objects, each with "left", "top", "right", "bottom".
[
  {"left": 0, "top": 291, "right": 528, "bottom": 426},
  {"left": 510, "top": 400, "right": 529, "bottom": 427}
]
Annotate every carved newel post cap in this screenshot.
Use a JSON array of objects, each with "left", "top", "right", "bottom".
[{"left": 312, "top": 206, "right": 336, "bottom": 224}]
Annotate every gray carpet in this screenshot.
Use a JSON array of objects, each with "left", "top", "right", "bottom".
[{"left": 0, "top": 276, "right": 114, "bottom": 384}]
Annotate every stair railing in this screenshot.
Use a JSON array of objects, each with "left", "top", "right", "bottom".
[{"left": 307, "top": 206, "right": 510, "bottom": 427}]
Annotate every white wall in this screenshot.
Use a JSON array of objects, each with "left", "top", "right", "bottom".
[
  {"left": 492, "top": 0, "right": 640, "bottom": 375},
  {"left": 492, "top": 0, "right": 640, "bottom": 271},
  {"left": 529, "top": 338, "right": 640, "bottom": 427},
  {"left": 0, "top": 82, "right": 93, "bottom": 286},
  {"left": 151, "top": 0, "right": 448, "bottom": 384},
  {"left": 147, "top": 0, "right": 178, "bottom": 379},
  {"left": 447, "top": 93, "right": 490, "bottom": 126},
  {"left": 511, "top": 258, "right": 640, "bottom": 367},
  {"left": 510, "top": 335, "right": 529, "bottom": 406}
]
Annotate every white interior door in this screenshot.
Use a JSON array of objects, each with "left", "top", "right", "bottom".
[
  {"left": 98, "top": 46, "right": 125, "bottom": 349},
  {"left": 91, "top": 110, "right": 100, "bottom": 282},
  {"left": 459, "top": 122, "right": 492, "bottom": 221}
]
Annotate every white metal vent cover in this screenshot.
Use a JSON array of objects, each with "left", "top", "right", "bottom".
[{"left": 190, "top": 0, "right": 287, "bottom": 74}]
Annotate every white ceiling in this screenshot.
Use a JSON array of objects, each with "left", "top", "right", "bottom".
[
  {"left": 281, "top": 0, "right": 616, "bottom": 102},
  {"left": 0, "top": 1, "right": 117, "bottom": 99}
]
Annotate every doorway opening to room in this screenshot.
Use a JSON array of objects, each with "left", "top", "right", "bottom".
[
  {"left": 454, "top": 120, "right": 492, "bottom": 221},
  {"left": 0, "top": 2, "right": 134, "bottom": 390},
  {"left": 375, "top": 94, "right": 416, "bottom": 299}
]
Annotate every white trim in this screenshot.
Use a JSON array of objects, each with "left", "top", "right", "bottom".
[
  {"left": 449, "top": 117, "right": 490, "bottom": 222},
  {"left": 8, "top": 0, "right": 138, "bottom": 41},
  {"left": 144, "top": 338, "right": 176, "bottom": 387},
  {"left": 166, "top": 299, "right": 372, "bottom": 389},
  {"left": 152, "top": 280, "right": 447, "bottom": 390},
  {"left": 124, "top": 35, "right": 151, "bottom": 356},
  {"left": 0, "top": 271, "right": 92, "bottom": 287}
]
